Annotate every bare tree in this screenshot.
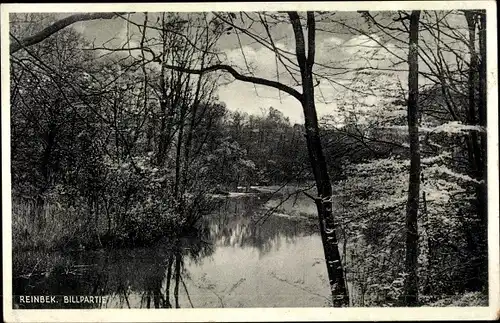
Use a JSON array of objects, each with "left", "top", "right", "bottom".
[
  {"left": 325, "top": 9, "right": 489, "bottom": 301},
  {"left": 404, "top": 10, "right": 421, "bottom": 307}
]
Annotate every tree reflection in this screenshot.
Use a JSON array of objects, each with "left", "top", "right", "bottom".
[
  {"left": 205, "top": 195, "right": 318, "bottom": 255},
  {"left": 13, "top": 227, "right": 214, "bottom": 309},
  {"left": 115, "top": 232, "right": 215, "bottom": 309},
  {"left": 12, "top": 194, "right": 317, "bottom": 309}
]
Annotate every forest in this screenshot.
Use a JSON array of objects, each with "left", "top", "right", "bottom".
[{"left": 9, "top": 9, "right": 489, "bottom": 308}]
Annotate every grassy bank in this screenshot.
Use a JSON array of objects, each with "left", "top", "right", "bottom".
[
  {"left": 12, "top": 200, "right": 96, "bottom": 251},
  {"left": 11, "top": 198, "right": 196, "bottom": 252}
]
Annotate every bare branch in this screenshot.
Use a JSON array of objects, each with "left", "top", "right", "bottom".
[
  {"left": 10, "top": 12, "right": 124, "bottom": 54},
  {"left": 162, "top": 63, "right": 303, "bottom": 102},
  {"left": 306, "top": 11, "right": 316, "bottom": 70}
]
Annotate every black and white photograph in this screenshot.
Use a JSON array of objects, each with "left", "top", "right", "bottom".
[{"left": 2, "top": 2, "right": 498, "bottom": 321}]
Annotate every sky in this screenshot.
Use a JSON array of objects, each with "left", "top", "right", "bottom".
[
  {"left": 63, "top": 12, "right": 409, "bottom": 124},
  {"left": 12, "top": 11, "right": 469, "bottom": 125}
]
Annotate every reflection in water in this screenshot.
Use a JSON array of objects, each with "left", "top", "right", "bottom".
[
  {"left": 13, "top": 193, "right": 330, "bottom": 308},
  {"left": 206, "top": 196, "right": 317, "bottom": 255}
]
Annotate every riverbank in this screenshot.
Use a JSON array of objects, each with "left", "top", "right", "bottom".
[
  {"left": 12, "top": 193, "right": 330, "bottom": 309},
  {"left": 12, "top": 185, "right": 318, "bottom": 252},
  {"left": 11, "top": 188, "right": 488, "bottom": 309},
  {"left": 11, "top": 199, "right": 201, "bottom": 252}
]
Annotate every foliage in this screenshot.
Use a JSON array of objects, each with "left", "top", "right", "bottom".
[{"left": 327, "top": 62, "right": 487, "bottom": 306}]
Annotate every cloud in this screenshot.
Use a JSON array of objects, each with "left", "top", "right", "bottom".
[
  {"left": 222, "top": 32, "right": 399, "bottom": 84},
  {"left": 214, "top": 30, "right": 409, "bottom": 126},
  {"left": 341, "top": 34, "right": 381, "bottom": 53},
  {"left": 224, "top": 43, "right": 297, "bottom": 83},
  {"left": 217, "top": 33, "right": 401, "bottom": 124},
  {"left": 317, "top": 34, "right": 401, "bottom": 71},
  {"left": 217, "top": 82, "right": 304, "bottom": 123}
]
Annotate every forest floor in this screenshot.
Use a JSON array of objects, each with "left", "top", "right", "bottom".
[{"left": 425, "top": 291, "right": 489, "bottom": 307}]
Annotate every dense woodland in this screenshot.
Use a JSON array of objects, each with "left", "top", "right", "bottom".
[{"left": 10, "top": 10, "right": 488, "bottom": 307}]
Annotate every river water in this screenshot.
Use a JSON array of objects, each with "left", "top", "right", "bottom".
[{"left": 13, "top": 190, "right": 334, "bottom": 308}]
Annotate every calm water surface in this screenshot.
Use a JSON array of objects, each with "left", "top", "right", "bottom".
[{"left": 13, "top": 192, "right": 333, "bottom": 308}]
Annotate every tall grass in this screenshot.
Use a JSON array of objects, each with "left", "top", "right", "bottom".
[
  {"left": 12, "top": 199, "right": 93, "bottom": 251},
  {"left": 12, "top": 189, "right": 220, "bottom": 251}
]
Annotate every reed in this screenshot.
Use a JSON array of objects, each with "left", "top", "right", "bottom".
[{"left": 12, "top": 199, "right": 92, "bottom": 251}]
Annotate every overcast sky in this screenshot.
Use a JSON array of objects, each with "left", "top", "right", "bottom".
[
  {"left": 67, "top": 12, "right": 401, "bottom": 124},
  {"left": 13, "top": 11, "right": 468, "bottom": 125}
]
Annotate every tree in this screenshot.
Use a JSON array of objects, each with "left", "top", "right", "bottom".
[
  {"left": 148, "top": 11, "right": 349, "bottom": 306},
  {"left": 404, "top": 10, "right": 421, "bottom": 307},
  {"left": 320, "top": 9, "right": 489, "bottom": 305},
  {"left": 10, "top": 11, "right": 227, "bottom": 251}
]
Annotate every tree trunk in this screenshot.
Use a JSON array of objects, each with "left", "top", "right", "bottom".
[
  {"left": 477, "top": 10, "right": 488, "bottom": 291},
  {"left": 36, "top": 117, "right": 58, "bottom": 227},
  {"left": 174, "top": 253, "right": 181, "bottom": 308},
  {"left": 153, "top": 286, "right": 161, "bottom": 309},
  {"left": 174, "top": 104, "right": 186, "bottom": 198},
  {"left": 464, "top": 12, "right": 483, "bottom": 177},
  {"left": 404, "top": 10, "right": 421, "bottom": 307},
  {"left": 165, "top": 254, "right": 173, "bottom": 308},
  {"left": 146, "top": 292, "right": 151, "bottom": 309},
  {"left": 303, "top": 97, "right": 348, "bottom": 306},
  {"left": 464, "top": 10, "right": 488, "bottom": 291},
  {"left": 288, "top": 11, "right": 348, "bottom": 307}
]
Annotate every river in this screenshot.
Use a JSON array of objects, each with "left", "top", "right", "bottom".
[{"left": 13, "top": 189, "right": 334, "bottom": 308}]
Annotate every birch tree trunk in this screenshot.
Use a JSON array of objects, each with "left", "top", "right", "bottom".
[{"left": 288, "top": 11, "right": 349, "bottom": 307}]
